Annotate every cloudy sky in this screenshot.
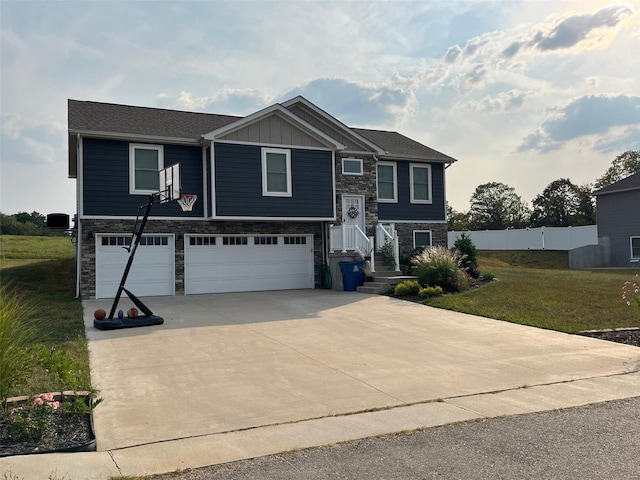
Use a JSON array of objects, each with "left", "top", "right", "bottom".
[{"left": 1, "top": 0, "right": 639, "bottom": 217}]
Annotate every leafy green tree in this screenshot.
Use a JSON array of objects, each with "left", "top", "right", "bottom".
[
  {"left": 446, "top": 203, "right": 471, "bottom": 231},
  {"left": 0, "top": 213, "right": 46, "bottom": 235},
  {"left": 468, "top": 182, "right": 530, "bottom": 230},
  {"left": 595, "top": 150, "right": 640, "bottom": 189},
  {"left": 14, "top": 211, "right": 46, "bottom": 229},
  {"left": 529, "top": 179, "right": 596, "bottom": 227}
]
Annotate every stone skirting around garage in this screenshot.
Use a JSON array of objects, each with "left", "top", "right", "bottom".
[{"left": 79, "top": 219, "right": 324, "bottom": 298}]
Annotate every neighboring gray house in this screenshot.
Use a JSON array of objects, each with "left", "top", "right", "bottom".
[
  {"left": 593, "top": 171, "right": 640, "bottom": 267},
  {"left": 68, "top": 96, "right": 458, "bottom": 298}
]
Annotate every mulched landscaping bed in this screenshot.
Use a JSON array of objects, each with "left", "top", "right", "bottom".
[
  {"left": 578, "top": 328, "right": 640, "bottom": 347},
  {"left": 0, "top": 409, "right": 94, "bottom": 457},
  {"left": 0, "top": 393, "right": 95, "bottom": 457}
]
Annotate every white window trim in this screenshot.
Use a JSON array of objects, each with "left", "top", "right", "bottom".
[
  {"left": 631, "top": 236, "right": 640, "bottom": 259},
  {"left": 410, "top": 163, "right": 433, "bottom": 204},
  {"left": 377, "top": 161, "right": 397, "bottom": 203},
  {"left": 262, "top": 147, "right": 292, "bottom": 197},
  {"left": 342, "top": 157, "right": 363, "bottom": 176},
  {"left": 413, "top": 230, "right": 433, "bottom": 250},
  {"left": 129, "top": 143, "right": 164, "bottom": 195}
]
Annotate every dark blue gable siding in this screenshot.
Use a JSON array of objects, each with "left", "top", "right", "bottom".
[
  {"left": 82, "top": 138, "right": 203, "bottom": 217},
  {"left": 378, "top": 161, "right": 445, "bottom": 221},
  {"left": 214, "top": 143, "right": 334, "bottom": 218}
]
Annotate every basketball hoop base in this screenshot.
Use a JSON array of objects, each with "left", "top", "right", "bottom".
[{"left": 94, "top": 315, "right": 164, "bottom": 330}]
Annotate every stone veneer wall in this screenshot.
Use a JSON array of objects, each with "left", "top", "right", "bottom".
[
  {"left": 393, "top": 222, "right": 448, "bottom": 256},
  {"left": 80, "top": 219, "right": 324, "bottom": 298},
  {"left": 334, "top": 155, "right": 377, "bottom": 237}
]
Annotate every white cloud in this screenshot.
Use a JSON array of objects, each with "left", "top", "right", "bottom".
[{"left": 1, "top": 0, "right": 639, "bottom": 215}]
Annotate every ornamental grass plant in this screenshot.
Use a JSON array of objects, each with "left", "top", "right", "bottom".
[
  {"left": 412, "top": 245, "right": 469, "bottom": 292},
  {"left": 0, "top": 284, "right": 39, "bottom": 403}
]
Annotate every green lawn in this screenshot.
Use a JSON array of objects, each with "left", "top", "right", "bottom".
[
  {"left": 1, "top": 235, "right": 90, "bottom": 398},
  {"left": 424, "top": 250, "right": 640, "bottom": 333}
]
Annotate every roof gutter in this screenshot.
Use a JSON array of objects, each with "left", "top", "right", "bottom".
[{"left": 68, "top": 129, "right": 198, "bottom": 145}]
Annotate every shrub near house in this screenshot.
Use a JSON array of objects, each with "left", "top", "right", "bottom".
[{"left": 412, "top": 245, "right": 470, "bottom": 293}]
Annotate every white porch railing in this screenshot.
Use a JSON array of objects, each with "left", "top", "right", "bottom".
[
  {"left": 329, "top": 224, "right": 375, "bottom": 272},
  {"left": 376, "top": 223, "right": 400, "bottom": 271}
]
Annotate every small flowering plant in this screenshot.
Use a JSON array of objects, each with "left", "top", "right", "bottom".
[
  {"left": 621, "top": 273, "right": 640, "bottom": 312},
  {"left": 6, "top": 393, "right": 61, "bottom": 441}
]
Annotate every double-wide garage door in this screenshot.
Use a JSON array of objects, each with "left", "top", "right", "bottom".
[{"left": 185, "top": 234, "right": 314, "bottom": 294}]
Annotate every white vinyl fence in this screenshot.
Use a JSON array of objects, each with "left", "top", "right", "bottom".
[{"left": 448, "top": 225, "right": 598, "bottom": 251}]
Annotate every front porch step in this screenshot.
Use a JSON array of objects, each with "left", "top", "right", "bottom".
[{"left": 357, "top": 275, "right": 418, "bottom": 295}]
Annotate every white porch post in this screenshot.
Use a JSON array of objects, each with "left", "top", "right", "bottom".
[
  {"left": 341, "top": 222, "right": 347, "bottom": 253},
  {"left": 368, "top": 235, "right": 375, "bottom": 272},
  {"left": 391, "top": 223, "right": 400, "bottom": 271},
  {"left": 329, "top": 224, "right": 335, "bottom": 253}
]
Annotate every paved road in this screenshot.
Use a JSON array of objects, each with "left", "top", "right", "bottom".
[{"left": 149, "top": 397, "right": 640, "bottom": 480}]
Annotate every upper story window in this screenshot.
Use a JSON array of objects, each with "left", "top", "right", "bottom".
[
  {"left": 262, "top": 148, "right": 291, "bottom": 197},
  {"left": 631, "top": 237, "right": 640, "bottom": 259},
  {"left": 410, "top": 163, "right": 432, "bottom": 204},
  {"left": 129, "top": 144, "right": 163, "bottom": 195},
  {"left": 342, "top": 158, "right": 363, "bottom": 175},
  {"left": 377, "top": 162, "right": 397, "bottom": 203}
]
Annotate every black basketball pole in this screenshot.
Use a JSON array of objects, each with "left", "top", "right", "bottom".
[{"left": 96, "top": 194, "right": 164, "bottom": 329}]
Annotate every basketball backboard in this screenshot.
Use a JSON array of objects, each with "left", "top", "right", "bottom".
[{"left": 159, "top": 163, "right": 181, "bottom": 203}]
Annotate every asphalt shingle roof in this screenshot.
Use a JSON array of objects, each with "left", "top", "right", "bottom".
[
  {"left": 68, "top": 100, "right": 240, "bottom": 141},
  {"left": 353, "top": 128, "right": 457, "bottom": 163},
  {"left": 593, "top": 171, "right": 640, "bottom": 195},
  {"left": 68, "top": 99, "right": 457, "bottom": 162}
]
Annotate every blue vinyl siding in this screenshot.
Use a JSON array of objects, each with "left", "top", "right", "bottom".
[
  {"left": 214, "top": 143, "right": 334, "bottom": 218},
  {"left": 82, "top": 138, "right": 203, "bottom": 217},
  {"left": 378, "top": 161, "right": 446, "bottom": 221}
]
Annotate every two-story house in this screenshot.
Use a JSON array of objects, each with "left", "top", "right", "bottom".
[{"left": 68, "top": 96, "right": 457, "bottom": 298}]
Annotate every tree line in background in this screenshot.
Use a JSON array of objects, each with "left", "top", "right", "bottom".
[
  {"left": 0, "top": 211, "right": 52, "bottom": 235},
  {"left": 448, "top": 150, "right": 640, "bottom": 231}
]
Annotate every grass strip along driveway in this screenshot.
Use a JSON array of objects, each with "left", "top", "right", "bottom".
[{"left": 0, "top": 235, "right": 90, "bottom": 397}]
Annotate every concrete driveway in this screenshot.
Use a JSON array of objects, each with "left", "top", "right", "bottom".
[{"left": 77, "top": 289, "right": 640, "bottom": 476}]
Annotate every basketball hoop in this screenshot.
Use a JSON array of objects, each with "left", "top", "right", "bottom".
[{"left": 177, "top": 194, "right": 197, "bottom": 212}]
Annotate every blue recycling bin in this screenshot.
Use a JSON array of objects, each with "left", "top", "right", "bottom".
[{"left": 338, "top": 261, "right": 365, "bottom": 291}]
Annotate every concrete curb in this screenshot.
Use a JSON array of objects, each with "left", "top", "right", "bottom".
[{"left": 3, "top": 372, "right": 639, "bottom": 480}]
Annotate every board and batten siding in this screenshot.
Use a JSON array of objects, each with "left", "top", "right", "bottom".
[
  {"left": 596, "top": 190, "right": 640, "bottom": 266},
  {"left": 219, "top": 114, "right": 326, "bottom": 148},
  {"left": 214, "top": 143, "right": 334, "bottom": 218},
  {"left": 288, "top": 104, "right": 373, "bottom": 152},
  {"left": 378, "top": 161, "right": 446, "bottom": 221},
  {"left": 82, "top": 138, "right": 203, "bottom": 217}
]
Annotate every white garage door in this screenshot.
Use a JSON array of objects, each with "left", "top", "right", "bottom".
[
  {"left": 95, "top": 234, "right": 175, "bottom": 299},
  {"left": 185, "top": 234, "right": 314, "bottom": 294}
]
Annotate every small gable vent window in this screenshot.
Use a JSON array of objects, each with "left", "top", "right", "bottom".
[
  {"left": 130, "top": 144, "right": 164, "bottom": 195},
  {"left": 342, "top": 158, "right": 363, "bottom": 175}
]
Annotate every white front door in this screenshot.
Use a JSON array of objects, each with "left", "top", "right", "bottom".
[{"left": 342, "top": 195, "right": 365, "bottom": 233}]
